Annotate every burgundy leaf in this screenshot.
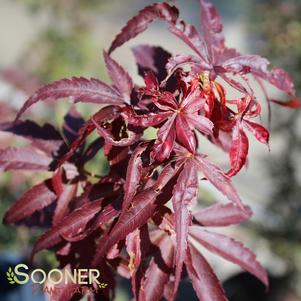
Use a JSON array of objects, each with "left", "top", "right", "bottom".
[
  {"left": 172, "top": 159, "right": 198, "bottom": 298},
  {"left": 63, "top": 106, "right": 85, "bottom": 145},
  {"left": 108, "top": 3, "right": 179, "bottom": 53},
  {"left": 227, "top": 123, "right": 249, "bottom": 177},
  {"left": 92, "top": 161, "right": 181, "bottom": 266},
  {"left": 132, "top": 45, "right": 171, "bottom": 80},
  {"left": 31, "top": 200, "right": 102, "bottom": 259},
  {"left": 123, "top": 144, "right": 147, "bottom": 211},
  {"left": 195, "top": 154, "right": 244, "bottom": 208},
  {"left": 92, "top": 118, "right": 141, "bottom": 147},
  {"left": 169, "top": 21, "right": 208, "bottom": 62},
  {"left": 4, "top": 180, "right": 56, "bottom": 224},
  {"left": 189, "top": 226, "right": 268, "bottom": 286},
  {"left": 185, "top": 244, "right": 228, "bottom": 301},
  {"left": 0, "top": 147, "right": 51, "bottom": 171},
  {"left": 15, "top": 77, "right": 124, "bottom": 121},
  {"left": 126, "top": 228, "right": 141, "bottom": 300},
  {"left": 103, "top": 51, "right": 133, "bottom": 104},
  {"left": 53, "top": 184, "right": 78, "bottom": 226},
  {"left": 153, "top": 115, "right": 177, "bottom": 161},
  {"left": 193, "top": 202, "right": 252, "bottom": 227},
  {"left": 139, "top": 234, "right": 174, "bottom": 301},
  {"left": 0, "top": 120, "right": 62, "bottom": 154}
]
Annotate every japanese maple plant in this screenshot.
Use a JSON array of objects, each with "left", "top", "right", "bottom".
[{"left": 1, "top": 1, "right": 300, "bottom": 300}]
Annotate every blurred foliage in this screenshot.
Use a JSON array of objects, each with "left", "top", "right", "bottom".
[{"left": 250, "top": 0, "right": 301, "bottom": 297}]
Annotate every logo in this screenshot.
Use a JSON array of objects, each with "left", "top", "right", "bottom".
[{"left": 5, "top": 264, "right": 108, "bottom": 296}]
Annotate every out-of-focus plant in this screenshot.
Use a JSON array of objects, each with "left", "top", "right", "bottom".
[
  {"left": 0, "top": 0, "right": 300, "bottom": 300},
  {"left": 250, "top": 0, "right": 301, "bottom": 298}
]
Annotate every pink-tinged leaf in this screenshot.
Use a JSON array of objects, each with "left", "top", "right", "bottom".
[
  {"left": 132, "top": 45, "right": 171, "bottom": 80},
  {"left": 103, "top": 51, "right": 133, "bottom": 104},
  {"left": 222, "top": 55, "right": 269, "bottom": 74},
  {"left": 195, "top": 154, "right": 244, "bottom": 208},
  {"left": 0, "top": 147, "right": 51, "bottom": 171},
  {"left": 176, "top": 114, "right": 196, "bottom": 154},
  {"left": 185, "top": 244, "right": 228, "bottom": 301},
  {"left": 268, "top": 67, "right": 295, "bottom": 96},
  {"left": 189, "top": 226, "right": 269, "bottom": 287},
  {"left": 200, "top": 0, "right": 224, "bottom": 63},
  {"left": 168, "top": 21, "right": 209, "bottom": 62},
  {"left": 108, "top": 3, "right": 179, "bottom": 54},
  {"left": 270, "top": 98, "right": 301, "bottom": 109},
  {"left": 52, "top": 184, "right": 78, "bottom": 226},
  {"left": 227, "top": 123, "right": 249, "bottom": 177},
  {"left": 243, "top": 120, "right": 269, "bottom": 145},
  {"left": 123, "top": 144, "right": 147, "bottom": 212},
  {"left": 153, "top": 115, "right": 177, "bottom": 161},
  {"left": 172, "top": 159, "right": 198, "bottom": 298},
  {"left": 31, "top": 200, "right": 102, "bottom": 259},
  {"left": 193, "top": 202, "right": 252, "bottom": 227},
  {"left": 139, "top": 234, "right": 174, "bottom": 301},
  {"left": 3, "top": 180, "right": 56, "bottom": 224},
  {"left": 15, "top": 77, "right": 124, "bottom": 121}
]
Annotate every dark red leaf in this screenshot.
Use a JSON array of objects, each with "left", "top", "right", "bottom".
[
  {"left": 0, "top": 120, "right": 62, "bottom": 154},
  {"left": 139, "top": 234, "right": 174, "bottom": 301},
  {"left": 103, "top": 51, "right": 133, "bottom": 104},
  {"left": 31, "top": 200, "right": 102, "bottom": 259},
  {"left": 185, "top": 244, "right": 228, "bottom": 301},
  {"left": 195, "top": 154, "right": 244, "bottom": 208},
  {"left": 4, "top": 180, "right": 56, "bottom": 224},
  {"left": 108, "top": 3, "right": 179, "bottom": 53},
  {"left": 193, "top": 202, "right": 252, "bottom": 227},
  {"left": 189, "top": 226, "right": 268, "bottom": 287},
  {"left": 0, "top": 147, "right": 51, "bottom": 171},
  {"left": 153, "top": 115, "right": 177, "bottom": 161},
  {"left": 227, "top": 122, "right": 249, "bottom": 177},
  {"left": 132, "top": 45, "right": 171, "bottom": 81},
  {"left": 15, "top": 77, "right": 124, "bottom": 121},
  {"left": 172, "top": 159, "right": 198, "bottom": 298},
  {"left": 53, "top": 184, "right": 78, "bottom": 226}
]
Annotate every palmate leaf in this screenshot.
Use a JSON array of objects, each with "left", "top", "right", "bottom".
[
  {"left": 15, "top": 77, "right": 124, "bottom": 121},
  {"left": 92, "top": 161, "right": 182, "bottom": 266},
  {"left": 108, "top": 2, "right": 179, "bottom": 54},
  {"left": 189, "top": 226, "right": 268, "bottom": 287},
  {"left": 172, "top": 159, "right": 198, "bottom": 298},
  {"left": 3, "top": 180, "right": 57, "bottom": 224}
]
